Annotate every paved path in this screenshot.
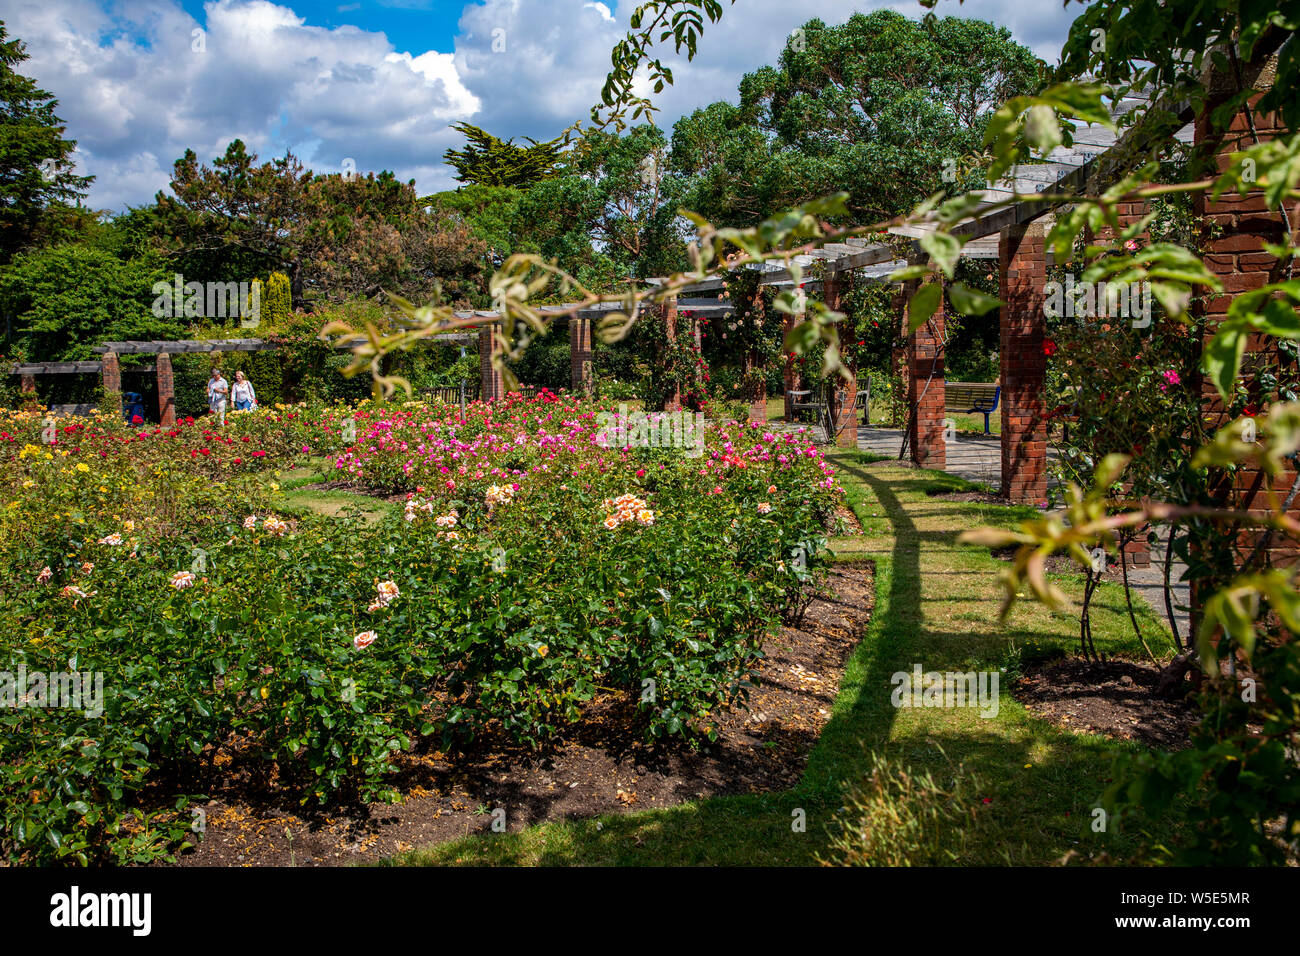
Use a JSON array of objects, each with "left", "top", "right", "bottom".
[{"left": 858, "top": 426, "right": 1011, "bottom": 487}]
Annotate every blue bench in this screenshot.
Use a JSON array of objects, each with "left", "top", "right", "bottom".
[{"left": 945, "top": 382, "right": 1000, "bottom": 434}]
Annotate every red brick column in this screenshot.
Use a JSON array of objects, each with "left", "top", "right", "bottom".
[
  {"left": 998, "top": 221, "right": 1049, "bottom": 504},
  {"left": 478, "top": 325, "right": 503, "bottom": 402},
  {"left": 822, "top": 275, "right": 858, "bottom": 447},
  {"left": 19, "top": 373, "right": 36, "bottom": 395},
  {"left": 905, "top": 277, "right": 945, "bottom": 468},
  {"left": 569, "top": 316, "right": 592, "bottom": 396},
  {"left": 783, "top": 309, "right": 801, "bottom": 421},
  {"left": 156, "top": 352, "right": 176, "bottom": 425},
  {"left": 663, "top": 296, "right": 681, "bottom": 412},
  {"left": 1195, "top": 95, "right": 1293, "bottom": 569},
  {"left": 101, "top": 351, "right": 123, "bottom": 420}
]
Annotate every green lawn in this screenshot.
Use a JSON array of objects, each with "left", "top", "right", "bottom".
[
  {"left": 382, "top": 451, "right": 1183, "bottom": 866},
  {"left": 273, "top": 458, "right": 396, "bottom": 525}
]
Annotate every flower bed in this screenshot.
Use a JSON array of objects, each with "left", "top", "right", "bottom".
[{"left": 0, "top": 394, "right": 841, "bottom": 864}]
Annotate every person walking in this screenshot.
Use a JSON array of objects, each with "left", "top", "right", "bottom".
[
  {"left": 207, "top": 368, "right": 229, "bottom": 426},
  {"left": 231, "top": 370, "right": 257, "bottom": 411}
]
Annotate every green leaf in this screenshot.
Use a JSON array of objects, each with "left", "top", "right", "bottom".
[
  {"left": 906, "top": 282, "right": 942, "bottom": 333},
  {"left": 919, "top": 231, "right": 963, "bottom": 278},
  {"left": 947, "top": 282, "right": 1002, "bottom": 316},
  {"left": 1025, "top": 104, "right": 1063, "bottom": 155},
  {"left": 1203, "top": 319, "right": 1249, "bottom": 401}
]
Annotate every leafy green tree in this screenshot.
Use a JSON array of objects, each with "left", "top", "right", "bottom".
[
  {"left": 428, "top": 183, "right": 523, "bottom": 267},
  {"left": 0, "top": 243, "right": 180, "bottom": 361},
  {"left": 0, "top": 22, "right": 94, "bottom": 264},
  {"left": 442, "top": 122, "right": 568, "bottom": 188},
  {"left": 153, "top": 139, "right": 308, "bottom": 288},
  {"left": 516, "top": 125, "right": 688, "bottom": 284},
  {"left": 672, "top": 11, "right": 1042, "bottom": 226}
]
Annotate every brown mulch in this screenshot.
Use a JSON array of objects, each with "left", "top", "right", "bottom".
[
  {"left": 164, "top": 564, "right": 874, "bottom": 866},
  {"left": 930, "top": 489, "right": 1006, "bottom": 505},
  {"left": 1013, "top": 657, "right": 1198, "bottom": 750},
  {"left": 834, "top": 502, "right": 863, "bottom": 534},
  {"left": 989, "top": 544, "right": 1128, "bottom": 579}
]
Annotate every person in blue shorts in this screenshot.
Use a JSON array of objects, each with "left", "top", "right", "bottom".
[{"left": 231, "top": 370, "right": 257, "bottom": 411}]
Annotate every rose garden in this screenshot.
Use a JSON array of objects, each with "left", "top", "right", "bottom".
[{"left": 1, "top": 1, "right": 1299, "bottom": 869}]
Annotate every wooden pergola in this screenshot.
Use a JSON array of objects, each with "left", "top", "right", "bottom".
[{"left": 12, "top": 70, "right": 1281, "bottom": 513}]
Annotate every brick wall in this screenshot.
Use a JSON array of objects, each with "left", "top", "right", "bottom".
[
  {"left": 1195, "top": 95, "right": 1294, "bottom": 568},
  {"left": 824, "top": 276, "right": 858, "bottom": 447},
  {"left": 100, "top": 351, "right": 123, "bottom": 420},
  {"left": 478, "top": 326, "right": 504, "bottom": 403}
]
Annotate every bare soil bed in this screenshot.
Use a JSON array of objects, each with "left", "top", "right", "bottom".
[
  {"left": 1013, "top": 657, "right": 1198, "bottom": 750},
  {"left": 165, "top": 563, "right": 874, "bottom": 866}
]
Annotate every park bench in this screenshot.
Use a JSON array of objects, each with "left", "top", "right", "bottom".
[
  {"left": 48, "top": 403, "right": 98, "bottom": 417},
  {"left": 945, "top": 382, "right": 1000, "bottom": 434}
]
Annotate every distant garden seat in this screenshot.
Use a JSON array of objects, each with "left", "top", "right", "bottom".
[
  {"left": 945, "top": 382, "right": 1000, "bottom": 434},
  {"left": 48, "top": 403, "right": 98, "bottom": 417}
]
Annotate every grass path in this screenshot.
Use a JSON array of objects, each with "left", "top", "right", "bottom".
[{"left": 367, "top": 452, "right": 1183, "bottom": 865}]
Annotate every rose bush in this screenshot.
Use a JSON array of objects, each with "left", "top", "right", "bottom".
[{"left": 0, "top": 393, "right": 840, "bottom": 864}]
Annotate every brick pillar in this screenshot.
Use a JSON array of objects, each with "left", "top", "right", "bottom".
[
  {"left": 742, "top": 285, "right": 767, "bottom": 422},
  {"left": 783, "top": 309, "right": 802, "bottom": 421},
  {"left": 478, "top": 325, "right": 504, "bottom": 403},
  {"left": 663, "top": 296, "right": 681, "bottom": 412},
  {"left": 20, "top": 373, "right": 35, "bottom": 395},
  {"left": 998, "top": 221, "right": 1049, "bottom": 504},
  {"left": 156, "top": 352, "right": 176, "bottom": 425},
  {"left": 1195, "top": 92, "right": 1292, "bottom": 569},
  {"left": 821, "top": 275, "right": 858, "bottom": 447},
  {"left": 905, "top": 276, "right": 945, "bottom": 468},
  {"left": 101, "top": 351, "right": 123, "bottom": 420},
  {"left": 569, "top": 316, "right": 593, "bottom": 396}
]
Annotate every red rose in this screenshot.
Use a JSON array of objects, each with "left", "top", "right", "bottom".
[{"left": 1043, "top": 339, "right": 1058, "bottom": 357}]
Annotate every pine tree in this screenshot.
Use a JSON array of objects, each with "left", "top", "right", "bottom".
[
  {"left": 442, "top": 122, "right": 567, "bottom": 188},
  {"left": 0, "top": 21, "right": 93, "bottom": 263}
]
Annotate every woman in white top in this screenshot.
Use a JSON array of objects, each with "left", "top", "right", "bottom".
[{"left": 231, "top": 371, "right": 257, "bottom": 411}]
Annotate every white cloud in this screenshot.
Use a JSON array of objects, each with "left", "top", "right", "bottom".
[
  {"left": 5, "top": 0, "right": 481, "bottom": 210},
  {"left": 4, "top": 0, "right": 1078, "bottom": 210}
]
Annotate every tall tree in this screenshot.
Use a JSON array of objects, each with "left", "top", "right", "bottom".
[
  {"left": 672, "top": 11, "right": 1043, "bottom": 226},
  {"left": 515, "top": 125, "right": 688, "bottom": 285},
  {"left": 152, "top": 141, "right": 485, "bottom": 307},
  {"left": 0, "top": 22, "right": 93, "bottom": 263}
]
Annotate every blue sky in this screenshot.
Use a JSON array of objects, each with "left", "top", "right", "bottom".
[{"left": 4, "top": 0, "right": 1081, "bottom": 211}]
